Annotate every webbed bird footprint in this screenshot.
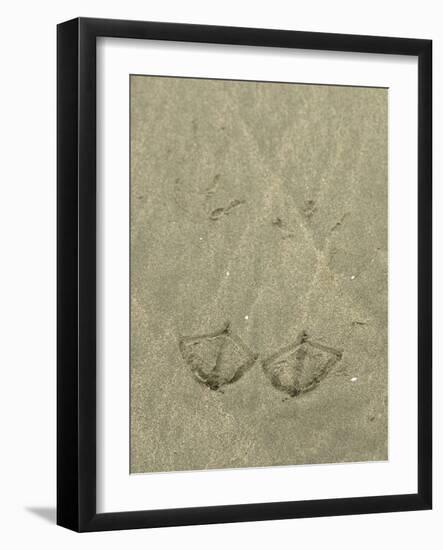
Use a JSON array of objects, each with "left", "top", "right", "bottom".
[
  {"left": 262, "top": 331, "right": 343, "bottom": 397},
  {"left": 178, "top": 322, "right": 258, "bottom": 390}
]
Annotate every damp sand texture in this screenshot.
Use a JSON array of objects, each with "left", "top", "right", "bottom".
[{"left": 130, "top": 76, "right": 388, "bottom": 473}]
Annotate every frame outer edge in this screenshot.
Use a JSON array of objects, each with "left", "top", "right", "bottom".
[
  {"left": 57, "top": 17, "right": 433, "bottom": 532},
  {"left": 77, "top": 17, "right": 99, "bottom": 531},
  {"left": 417, "top": 40, "right": 432, "bottom": 509},
  {"left": 57, "top": 17, "right": 81, "bottom": 531}
]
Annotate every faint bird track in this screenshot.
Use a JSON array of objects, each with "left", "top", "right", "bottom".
[
  {"left": 330, "top": 212, "right": 350, "bottom": 232},
  {"left": 262, "top": 331, "right": 343, "bottom": 397},
  {"left": 204, "top": 174, "right": 222, "bottom": 198},
  {"left": 351, "top": 320, "right": 368, "bottom": 327},
  {"left": 271, "top": 217, "right": 295, "bottom": 239},
  {"left": 209, "top": 199, "right": 245, "bottom": 221},
  {"left": 178, "top": 322, "right": 258, "bottom": 391},
  {"left": 302, "top": 199, "right": 317, "bottom": 219}
]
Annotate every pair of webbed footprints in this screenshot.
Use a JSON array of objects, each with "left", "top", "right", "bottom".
[{"left": 178, "top": 322, "right": 343, "bottom": 397}]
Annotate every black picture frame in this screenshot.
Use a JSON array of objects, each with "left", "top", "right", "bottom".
[{"left": 57, "top": 17, "right": 432, "bottom": 532}]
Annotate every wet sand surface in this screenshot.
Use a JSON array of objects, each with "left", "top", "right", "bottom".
[{"left": 130, "top": 76, "right": 388, "bottom": 473}]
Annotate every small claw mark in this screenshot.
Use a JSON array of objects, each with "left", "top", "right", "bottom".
[
  {"left": 302, "top": 199, "right": 317, "bottom": 219},
  {"left": 272, "top": 216, "right": 295, "bottom": 239},
  {"left": 209, "top": 199, "right": 245, "bottom": 220},
  {"left": 209, "top": 207, "right": 225, "bottom": 220},
  {"left": 330, "top": 213, "right": 349, "bottom": 232},
  {"left": 262, "top": 331, "right": 342, "bottom": 397},
  {"left": 226, "top": 199, "right": 244, "bottom": 211},
  {"left": 205, "top": 174, "right": 221, "bottom": 198},
  {"left": 272, "top": 217, "right": 284, "bottom": 228}
]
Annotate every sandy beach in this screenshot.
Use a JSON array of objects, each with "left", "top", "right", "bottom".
[{"left": 130, "top": 75, "right": 388, "bottom": 473}]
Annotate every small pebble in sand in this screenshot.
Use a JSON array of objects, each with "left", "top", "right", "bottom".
[
  {"left": 350, "top": 275, "right": 356, "bottom": 280},
  {"left": 244, "top": 315, "right": 249, "bottom": 320},
  {"left": 351, "top": 377, "right": 358, "bottom": 382},
  {"left": 226, "top": 271, "right": 230, "bottom": 276}
]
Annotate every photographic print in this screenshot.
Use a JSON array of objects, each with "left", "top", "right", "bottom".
[
  {"left": 57, "top": 17, "right": 431, "bottom": 531},
  {"left": 130, "top": 75, "right": 388, "bottom": 474}
]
